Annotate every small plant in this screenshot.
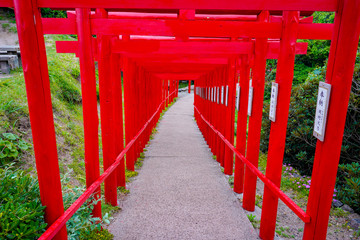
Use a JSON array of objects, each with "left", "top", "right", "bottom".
[
  {"left": 255, "top": 194, "right": 263, "bottom": 208},
  {"left": 228, "top": 175, "right": 234, "bottom": 186},
  {"left": 80, "top": 228, "right": 113, "bottom": 240},
  {"left": 102, "top": 202, "right": 121, "bottom": 218},
  {"left": 61, "top": 172, "right": 112, "bottom": 240},
  {"left": 0, "top": 132, "right": 31, "bottom": 166},
  {"left": 8, "top": 26, "right": 17, "bottom": 33},
  {"left": 247, "top": 214, "right": 259, "bottom": 228},
  {"left": 0, "top": 164, "right": 47, "bottom": 239},
  {"left": 118, "top": 186, "right": 130, "bottom": 194},
  {"left": 2, "top": 23, "right": 9, "bottom": 29},
  {"left": 125, "top": 169, "right": 138, "bottom": 182}
]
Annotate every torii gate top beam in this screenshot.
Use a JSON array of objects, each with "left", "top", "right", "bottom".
[{"left": 0, "top": 0, "right": 338, "bottom": 12}]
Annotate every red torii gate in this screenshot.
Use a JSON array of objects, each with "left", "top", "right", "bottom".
[{"left": 0, "top": 0, "right": 359, "bottom": 240}]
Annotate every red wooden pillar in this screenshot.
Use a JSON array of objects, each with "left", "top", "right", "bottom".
[
  {"left": 188, "top": 80, "right": 191, "bottom": 93},
  {"left": 214, "top": 70, "right": 221, "bottom": 162},
  {"left": 259, "top": 11, "right": 299, "bottom": 240},
  {"left": 98, "top": 30, "right": 118, "bottom": 206},
  {"left": 123, "top": 58, "right": 136, "bottom": 171},
  {"left": 165, "top": 80, "right": 169, "bottom": 107},
  {"left": 13, "top": 0, "right": 67, "bottom": 238},
  {"left": 243, "top": 11, "right": 269, "bottom": 209},
  {"left": 219, "top": 68, "right": 227, "bottom": 167},
  {"left": 224, "top": 59, "right": 237, "bottom": 175},
  {"left": 111, "top": 53, "right": 126, "bottom": 188},
  {"left": 76, "top": 8, "right": 102, "bottom": 219},
  {"left": 233, "top": 54, "right": 251, "bottom": 193},
  {"left": 304, "top": 1, "right": 360, "bottom": 239}
]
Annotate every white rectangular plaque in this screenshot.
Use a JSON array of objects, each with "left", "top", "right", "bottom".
[
  {"left": 269, "top": 82, "right": 279, "bottom": 122},
  {"left": 213, "top": 87, "right": 215, "bottom": 102},
  {"left": 248, "top": 80, "right": 253, "bottom": 116},
  {"left": 313, "top": 82, "right": 331, "bottom": 142},
  {"left": 225, "top": 85, "right": 229, "bottom": 106},
  {"left": 221, "top": 86, "right": 224, "bottom": 104},
  {"left": 236, "top": 83, "right": 241, "bottom": 110}
]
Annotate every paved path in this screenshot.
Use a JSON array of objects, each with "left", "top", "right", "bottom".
[{"left": 109, "top": 93, "right": 258, "bottom": 240}]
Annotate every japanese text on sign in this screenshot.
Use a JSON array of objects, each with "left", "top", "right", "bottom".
[
  {"left": 269, "top": 82, "right": 279, "bottom": 122},
  {"left": 313, "top": 82, "right": 331, "bottom": 142}
]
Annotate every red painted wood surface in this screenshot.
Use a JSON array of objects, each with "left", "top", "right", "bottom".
[
  {"left": 259, "top": 11, "right": 300, "bottom": 240},
  {"left": 4, "top": 1, "right": 360, "bottom": 239},
  {"left": 304, "top": 0, "right": 360, "bottom": 239},
  {"left": 242, "top": 11, "right": 269, "bottom": 211},
  {"left": 110, "top": 53, "right": 126, "bottom": 188},
  {"left": 33, "top": 0, "right": 339, "bottom": 12},
  {"left": 76, "top": 8, "right": 102, "bottom": 220},
  {"left": 223, "top": 59, "right": 237, "bottom": 175},
  {"left": 13, "top": 0, "right": 67, "bottom": 239},
  {"left": 98, "top": 33, "right": 118, "bottom": 206},
  {"left": 233, "top": 55, "right": 250, "bottom": 193},
  {"left": 42, "top": 17, "right": 333, "bottom": 40}
]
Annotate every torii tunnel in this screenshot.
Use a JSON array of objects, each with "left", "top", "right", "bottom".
[{"left": 1, "top": 0, "right": 359, "bottom": 239}]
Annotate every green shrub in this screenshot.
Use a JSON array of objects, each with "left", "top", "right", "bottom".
[
  {"left": 61, "top": 173, "right": 112, "bottom": 240},
  {"left": 80, "top": 228, "right": 113, "bottom": 240},
  {"left": 0, "top": 132, "right": 31, "bottom": 166},
  {"left": 0, "top": 164, "right": 47, "bottom": 239},
  {"left": 336, "top": 163, "right": 360, "bottom": 213},
  {"left": 41, "top": 8, "right": 67, "bottom": 18},
  {"left": 261, "top": 61, "right": 360, "bottom": 174}
]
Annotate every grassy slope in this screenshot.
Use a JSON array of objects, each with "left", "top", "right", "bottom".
[{"left": 0, "top": 34, "right": 88, "bottom": 186}]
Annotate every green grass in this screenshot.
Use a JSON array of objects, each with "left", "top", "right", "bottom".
[{"left": 101, "top": 202, "right": 121, "bottom": 218}]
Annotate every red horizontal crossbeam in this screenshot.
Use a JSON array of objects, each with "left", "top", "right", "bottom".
[
  {"left": 137, "top": 58, "right": 229, "bottom": 65},
  {"left": 55, "top": 40, "right": 307, "bottom": 58},
  {"left": 0, "top": 0, "right": 338, "bottom": 11},
  {"left": 112, "top": 40, "right": 253, "bottom": 55},
  {"left": 42, "top": 17, "right": 333, "bottom": 40},
  {"left": 96, "top": 12, "right": 258, "bottom": 21},
  {"left": 154, "top": 73, "right": 203, "bottom": 80}
]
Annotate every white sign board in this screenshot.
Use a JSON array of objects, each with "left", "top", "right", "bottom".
[
  {"left": 213, "top": 87, "right": 215, "bottom": 102},
  {"left": 313, "top": 82, "right": 331, "bottom": 142},
  {"left": 236, "top": 83, "right": 240, "bottom": 110},
  {"left": 221, "top": 86, "right": 224, "bottom": 104},
  {"left": 247, "top": 80, "right": 253, "bottom": 116},
  {"left": 225, "top": 85, "right": 229, "bottom": 106},
  {"left": 269, "top": 82, "right": 279, "bottom": 122}
]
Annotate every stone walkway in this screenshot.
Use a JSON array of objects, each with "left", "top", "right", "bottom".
[{"left": 109, "top": 93, "right": 258, "bottom": 240}]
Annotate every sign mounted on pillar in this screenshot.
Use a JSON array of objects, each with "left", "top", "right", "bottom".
[
  {"left": 247, "top": 80, "right": 253, "bottom": 116},
  {"left": 213, "top": 87, "right": 216, "bottom": 102},
  {"left": 221, "top": 86, "right": 224, "bottom": 104},
  {"left": 269, "top": 82, "right": 279, "bottom": 122},
  {"left": 236, "top": 83, "right": 240, "bottom": 110},
  {"left": 313, "top": 82, "right": 331, "bottom": 142},
  {"left": 225, "top": 85, "right": 229, "bottom": 106},
  {"left": 211, "top": 87, "right": 214, "bottom": 102}
]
